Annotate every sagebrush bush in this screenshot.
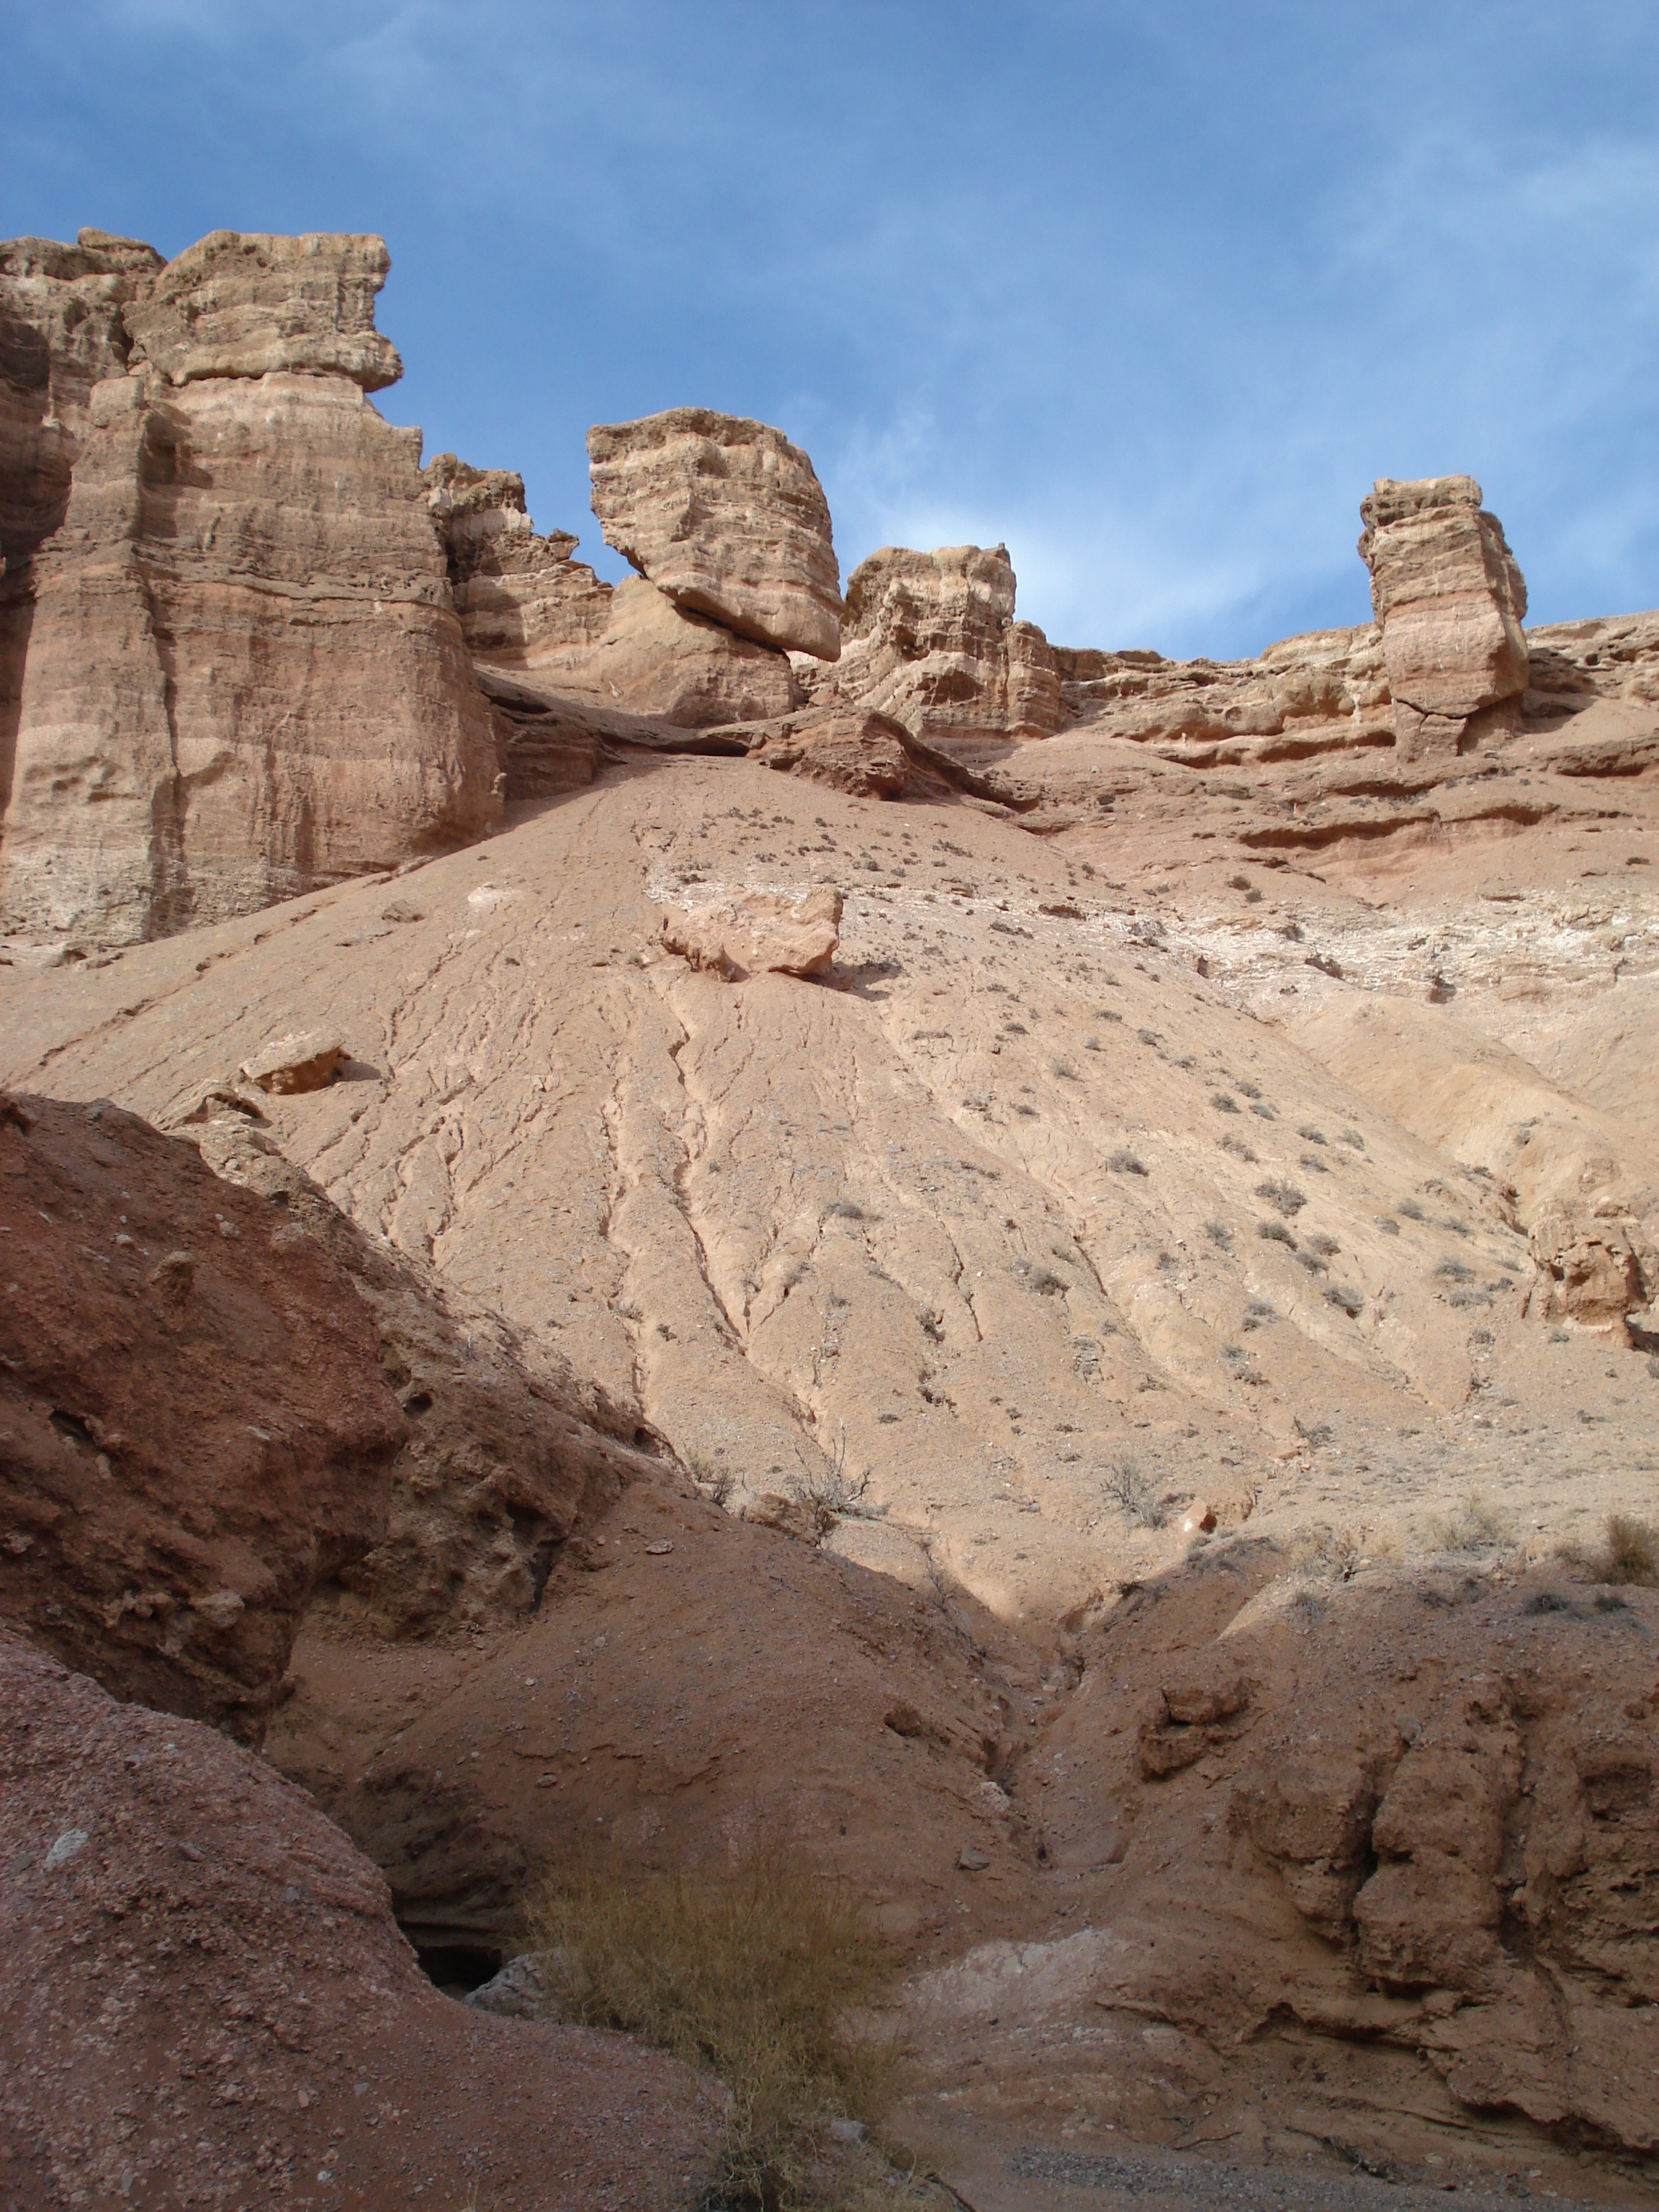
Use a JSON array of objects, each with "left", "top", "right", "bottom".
[
  {"left": 1103, "top": 1455, "right": 1164, "bottom": 1528},
  {"left": 529, "top": 1843, "right": 896, "bottom": 2209},
  {"left": 1426, "top": 1496, "right": 1511, "bottom": 1553},
  {"left": 1599, "top": 1514, "right": 1658, "bottom": 1586},
  {"left": 1256, "top": 1178, "right": 1306, "bottom": 1217}
]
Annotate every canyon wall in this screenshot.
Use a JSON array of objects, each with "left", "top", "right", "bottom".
[{"left": 0, "top": 228, "right": 499, "bottom": 945}]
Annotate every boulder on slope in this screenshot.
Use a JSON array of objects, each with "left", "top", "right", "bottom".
[
  {"left": 587, "top": 406, "right": 843, "bottom": 660},
  {"left": 662, "top": 884, "right": 843, "bottom": 979}
]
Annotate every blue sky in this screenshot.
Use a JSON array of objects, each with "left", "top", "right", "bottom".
[{"left": 6, "top": 2, "right": 1656, "bottom": 656}]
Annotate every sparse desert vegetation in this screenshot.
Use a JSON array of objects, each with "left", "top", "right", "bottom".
[{"left": 529, "top": 1843, "right": 897, "bottom": 2209}]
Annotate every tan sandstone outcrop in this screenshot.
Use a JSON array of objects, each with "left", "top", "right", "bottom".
[
  {"left": 425, "top": 450, "right": 800, "bottom": 730},
  {"left": 1, "top": 230, "right": 162, "bottom": 570},
  {"left": 1053, "top": 623, "right": 1393, "bottom": 763},
  {"left": 588, "top": 407, "right": 843, "bottom": 660},
  {"left": 0, "top": 228, "right": 500, "bottom": 945},
  {"left": 1, "top": 231, "right": 166, "bottom": 840},
  {"left": 124, "top": 228, "right": 403, "bottom": 390},
  {"left": 810, "top": 541, "right": 1064, "bottom": 760},
  {"left": 1527, "top": 1198, "right": 1657, "bottom": 1329},
  {"left": 1359, "top": 475, "right": 1529, "bottom": 759}
]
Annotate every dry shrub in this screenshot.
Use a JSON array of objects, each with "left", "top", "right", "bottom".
[
  {"left": 1598, "top": 1514, "right": 1658, "bottom": 1586},
  {"left": 1103, "top": 1454, "right": 1164, "bottom": 1528},
  {"left": 1255, "top": 1177, "right": 1306, "bottom": 1216},
  {"left": 529, "top": 1842, "right": 897, "bottom": 2209},
  {"left": 1287, "top": 1521, "right": 1371, "bottom": 1581},
  {"left": 1426, "top": 1496, "right": 1512, "bottom": 1553}
]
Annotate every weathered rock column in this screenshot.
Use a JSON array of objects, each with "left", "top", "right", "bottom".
[{"left": 1358, "top": 475, "right": 1529, "bottom": 760}]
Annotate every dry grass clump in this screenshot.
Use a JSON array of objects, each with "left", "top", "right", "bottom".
[
  {"left": 529, "top": 1842, "right": 897, "bottom": 2209},
  {"left": 1425, "top": 1496, "right": 1512, "bottom": 1553},
  {"left": 687, "top": 1447, "right": 735, "bottom": 1506},
  {"left": 1108, "top": 1147, "right": 1148, "bottom": 1176},
  {"left": 1595, "top": 1514, "right": 1658, "bottom": 1586},
  {"left": 1287, "top": 1521, "right": 1372, "bottom": 1581}
]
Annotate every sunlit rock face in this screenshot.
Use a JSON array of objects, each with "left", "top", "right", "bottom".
[
  {"left": 0, "top": 229, "right": 500, "bottom": 945},
  {"left": 586, "top": 405, "right": 844, "bottom": 661},
  {"left": 804, "top": 540, "right": 1064, "bottom": 760},
  {"left": 1359, "top": 474, "right": 1529, "bottom": 760},
  {"left": 424, "top": 451, "right": 800, "bottom": 729}
]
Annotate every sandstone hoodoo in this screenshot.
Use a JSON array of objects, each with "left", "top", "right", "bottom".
[
  {"left": 0, "top": 226, "right": 499, "bottom": 948},
  {"left": 1358, "top": 472, "right": 1530, "bottom": 758},
  {"left": 587, "top": 405, "right": 845, "bottom": 660}
]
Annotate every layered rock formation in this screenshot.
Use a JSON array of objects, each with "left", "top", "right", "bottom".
[
  {"left": 1, "top": 230, "right": 165, "bottom": 833},
  {"left": 1053, "top": 621, "right": 1393, "bottom": 763},
  {"left": 124, "top": 228, "right": 403, "bottom": 389},
  {"left": 424, "top": 449, "right": 801, "bottom": 735},
  {"left": 0, "top": 228, "right": 500, "bottom": 945},
  {"left": 1359, "top": 473, "right": 1529, "bottom": 759},
  {"left": 588, "top": 405, "right": 843, "bottom": 659},
  {"left": 807, "top": 541, "right": 1064, "bottom": 760}
]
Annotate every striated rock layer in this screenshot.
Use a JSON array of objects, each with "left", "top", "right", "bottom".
[
  {"left": 588, "top": 405, "right": 843, "bottom": 660},
  {"left": 125, "top": 228, "right": 403, "bottom": 390},
  {"left": 1, "top": 230, "right": 166, "bottom": 829},
  {"left": 1359, "top": 473, "right": 1529, "bottom": 759},
  {"left": 808, "top": 540, "right": 1064, "bottom": 760},
  {"left": 0, "top": 229, "right": 499, "bottom": 945}
]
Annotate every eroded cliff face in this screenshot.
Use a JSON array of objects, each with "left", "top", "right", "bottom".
[
  {"left": 424, "top": 451, "right": 801, "bottom": 734},
  {"left": 0, "top": 231, "right": 165, "bottom": 834},
  {"left": 802, "top": 540, "right": 1064, "bottom": 762},
  {"left": 0, "top": 229, "right": 500, "bottom": 945},
  {"left": 4, "top": 211, "right": 1659, "bottom": 2208}
]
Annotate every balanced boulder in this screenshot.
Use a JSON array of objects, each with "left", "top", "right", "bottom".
[
  {"left": 426, "top": 449, "right": 799, "bottom": 731},
  {"left": 587, "top": 406, "right": 843, "bottom": 660}
]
